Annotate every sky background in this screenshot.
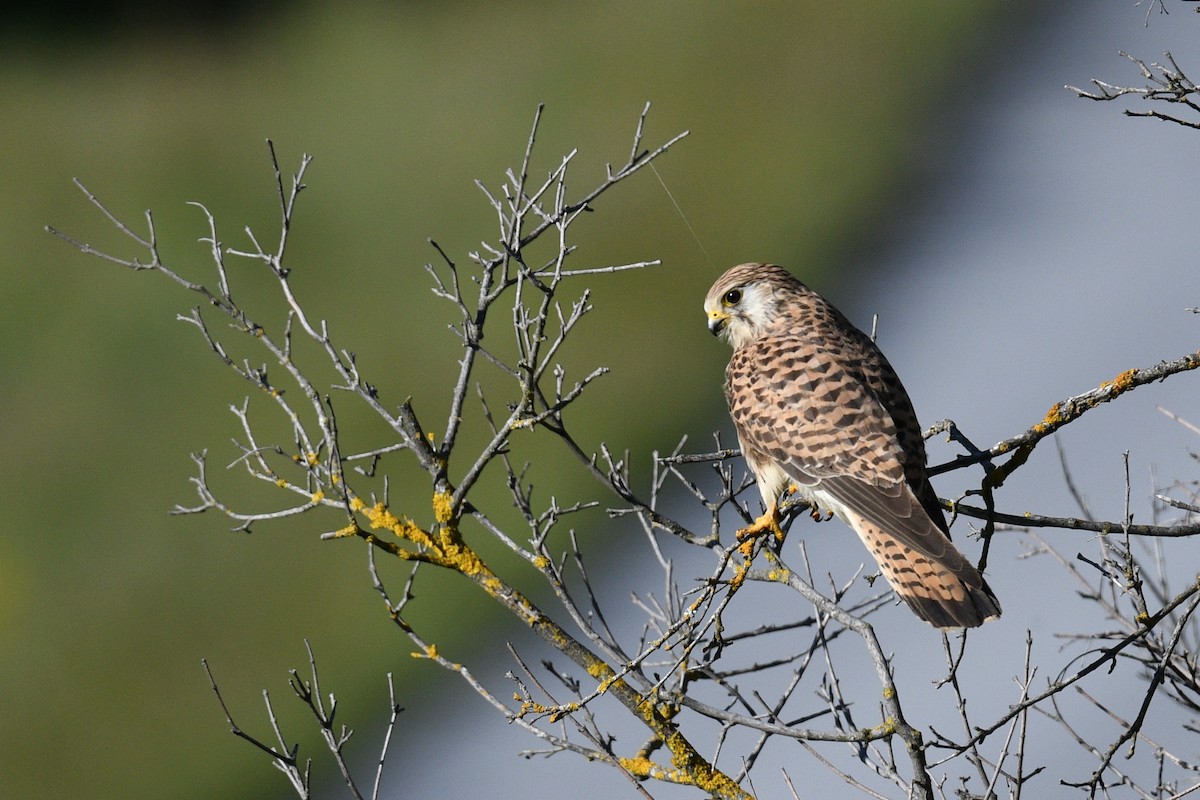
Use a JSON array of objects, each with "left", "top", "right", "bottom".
[{"left": 4, "top": 3, "right": 1199, "bottom": 799}]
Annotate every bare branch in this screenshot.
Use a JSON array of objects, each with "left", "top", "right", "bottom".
[{"left": 1068, "top": 51, "right": 1200, "bottom": 130}]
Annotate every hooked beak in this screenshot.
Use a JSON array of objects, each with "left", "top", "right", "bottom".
[{"left": 707, "top": 310, "right": 729, "bottom": 336}]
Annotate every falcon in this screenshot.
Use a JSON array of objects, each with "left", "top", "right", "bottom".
[{"left": 704, "top": 263, "right": 1000, "bottom": 629}]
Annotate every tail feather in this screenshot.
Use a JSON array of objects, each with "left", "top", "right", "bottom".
[{"left": 847, "top": 510, "right": 1001, "bottom": 629}]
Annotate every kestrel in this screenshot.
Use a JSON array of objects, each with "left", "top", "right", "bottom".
[{"left": 705, "top": 263, "right": 1000, "bottom": 629}]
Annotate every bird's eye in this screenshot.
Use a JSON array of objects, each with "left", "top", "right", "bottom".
[{"left": 722, "top": 289, "right": 742, "bottom": 306}]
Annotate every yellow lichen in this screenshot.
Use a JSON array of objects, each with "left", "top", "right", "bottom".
[
  {"left": 311, "top": 491, "right": 325, "bottom": 503},
  {"left": 362, "top": 502, "right": 436, "bottom": 551},
  {"left": 585, "top": 660, "right": 615, "bottom": 681},
  {"left": 1109, "top": 368, "right": 1138, "bottom": 395},
  {"left": 548, "top": 702, "right": 580, "bottom": 722},
  {"left": 532, "top": 554, "right": 551, "bottom": 570},
  {"left": 728, "top": 559, "right": 750, "bottom": 588},
  {"left": 432, "top": 491, "right": 455, "bottom": 524},
  {"left": 617, "top": 756, "right": 657, "bottom": 778},
  {"left": 663, "top": 730, "right": 745, "bottom": 798},
  {"left": 274, "top": 478, "right": 287, "bottom": 489},
  {"left": 1036, "top": 402, "right": 1064, "bottom": 433},
  {"left": 358, "top": 494, "right": 492, "bottom": 581},
  {"left": 736, "top": 539, "right": 755, "bottom": 561},
  {"left": 331, "top": 522, "right": 359, "bottom": 539},
  {"left": 305, "top": 452, "right": 320, "bottom": 466},
  {"left": 576, "top": 655, "right": 750, "bottom": 798}
]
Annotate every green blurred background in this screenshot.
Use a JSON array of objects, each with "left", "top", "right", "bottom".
[{"left": 2, "top": 3, "right": 1030, "bottom": 797}]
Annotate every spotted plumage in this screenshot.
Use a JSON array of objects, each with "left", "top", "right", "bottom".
[{"left": 705, "top": 263, "right": 1000, "bottom": 629}]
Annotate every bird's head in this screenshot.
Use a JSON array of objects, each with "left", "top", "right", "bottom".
[{"left": 703, "top": 263, "right": 797, "bottom": 350}]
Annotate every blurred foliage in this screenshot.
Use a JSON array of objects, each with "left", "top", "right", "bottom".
[{"left": 0, "top": 2, "right": 1019, "bottom": 797}]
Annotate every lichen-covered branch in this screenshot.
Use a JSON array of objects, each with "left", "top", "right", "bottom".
[{"left": 51, "top": 87, "right": 1200, "bottom": 800}]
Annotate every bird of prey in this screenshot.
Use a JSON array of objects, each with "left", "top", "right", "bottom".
[{"left": 704, "top": 263, "right": 1000, "bottom": 629}]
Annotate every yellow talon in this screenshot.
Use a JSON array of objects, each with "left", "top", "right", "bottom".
[
  {"left": 735, "top": 503, "right": 784, "bottom": 555},
  {"left": 784, "top": 484, "right": 831, "bottom": 523}
]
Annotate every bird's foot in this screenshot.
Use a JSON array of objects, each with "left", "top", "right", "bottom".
[
  {"left": 735, "top": 505, "right": 784, "bottom": 556},
  {"left": 782, "top": 484, "right": 832, "bottom": 523}
]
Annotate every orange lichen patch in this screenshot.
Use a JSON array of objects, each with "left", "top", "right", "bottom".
[
  {"left": 519, "top": 699, "right": 560, "bottom": 718},
  {"left": 728, "top": 558, "right": 751, "bottom": 588},
  {"left": 1034, "top": 402, "right": 1065, "bottom": 435},
  {"left": 679, "top": 592, "right": 710, "bottom": 624},
  {"left": 548, "top": 703, "right": 580, "bottom": 723},
  {"left": 1105, "top": 368, "right": 1138, "bottom": 396}
]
